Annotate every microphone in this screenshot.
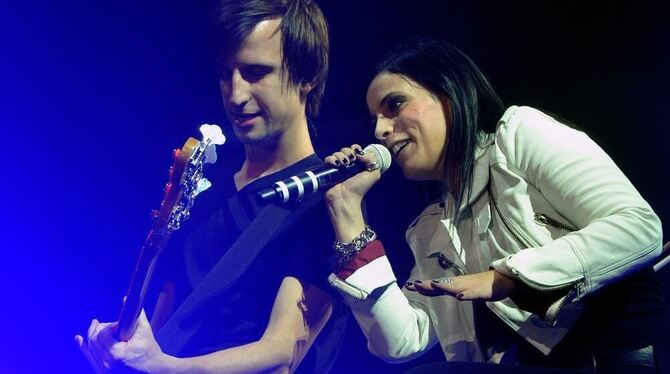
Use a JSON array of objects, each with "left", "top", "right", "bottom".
[{"left": 257, "top": 144, "right": 391, "bottom": 205}]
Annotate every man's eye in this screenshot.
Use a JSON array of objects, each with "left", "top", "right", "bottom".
[{"left": 241, "top": 67, "right": 271, "bottom": 82}]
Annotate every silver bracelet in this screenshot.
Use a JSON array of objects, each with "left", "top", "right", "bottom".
[{"left": 333, "top": 225, "right": 376, "bottom": 267}]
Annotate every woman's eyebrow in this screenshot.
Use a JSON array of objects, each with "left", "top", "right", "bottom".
[
  {"left": 370, "top": 90, "right": 401, "bottom": 116},
  {"left": 368, "top": 94, "right": 390, "bottom": 117},
  {"left": 377, "top": 92, "right": 396, "bottom": 110}
]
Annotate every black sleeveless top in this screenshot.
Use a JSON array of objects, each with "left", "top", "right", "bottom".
[{"left": 156, "top": 154, "right": 347, "bottom": 373}]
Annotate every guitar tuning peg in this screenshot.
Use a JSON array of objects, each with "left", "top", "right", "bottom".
[
  {"left": 172, "top": 149, "right": 181, "bottom": 159},
  {"left": 150, "top": 209, "right": 159, "bottom": 220},
  {"left": 164, "top": 182, "right": 172, "bottom": 192},
  {"left": 168, "top": 166, "right": 174, "bottom": 176}
]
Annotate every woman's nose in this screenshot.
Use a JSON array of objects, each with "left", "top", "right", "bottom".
[{"left": 374, "top": 117, "right": 393, "bottom": 141}]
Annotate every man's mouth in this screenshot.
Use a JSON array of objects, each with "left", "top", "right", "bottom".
[{"left": 232, "top": 112, "right": 261, "bottom": 126}]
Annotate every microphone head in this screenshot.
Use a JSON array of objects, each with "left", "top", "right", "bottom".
[{"left": 363, "top": 144, "right": 392, "bottom": 174}]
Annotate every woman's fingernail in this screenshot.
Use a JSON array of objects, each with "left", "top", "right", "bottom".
[
  {"left": 342, "top": 158, "right": 349, "bottom": 164},
  {"left": 456, "top": 293, "right": 464, "bottom": 298},
  {"left": 405, "top": 282, "right": 413, "bottom": 286},
  {"left": 414, "top": 280, "right": 422, "bottom": 284},
  {"left": 335, "top": 160, "right": 341, "bottom": 165},
  {"left": 348, "top": 153, "right": 356, "bottom": 160},
  {"left": 355, "top": 149, "right": 365, "bottom": 155}
]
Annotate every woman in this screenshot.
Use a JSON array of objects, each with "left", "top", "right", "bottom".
[{"left": 324, "top": 39, "right": 669, "bottom": 372}]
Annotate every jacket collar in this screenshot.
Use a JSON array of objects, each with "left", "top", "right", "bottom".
[
  {"left": 449, "top": 131, "right": 495, "bottom": 214},
  {"left": 446, "top": 105, "right": 520, "bottom": 214}
]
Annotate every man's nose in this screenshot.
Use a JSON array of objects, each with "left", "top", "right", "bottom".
[{"left": 225, "top": 70, "right": 250, "bottom": 107}]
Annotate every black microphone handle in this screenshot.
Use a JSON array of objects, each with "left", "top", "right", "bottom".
[
  {"left": 315, "top": 162, "right": 365, "bottom": 187},
  {"left": 257, "top": 162, "right": 365, "bottom": 205}
]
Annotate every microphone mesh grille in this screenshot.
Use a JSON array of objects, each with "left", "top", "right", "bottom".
[{"left": 363, "top": 144, "right": 392, "bottom": 173}]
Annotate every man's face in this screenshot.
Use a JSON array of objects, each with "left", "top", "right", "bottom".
[{"left": 219, "top": 18, "right": 305, "bottom": 145}]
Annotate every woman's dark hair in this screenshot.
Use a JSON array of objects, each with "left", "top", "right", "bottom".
[
  {"left": 375, "top": 38, "right": 505, "bottom": 220},
  {"left": 210, "top": 0, "right": 329, "bottom": 117}
]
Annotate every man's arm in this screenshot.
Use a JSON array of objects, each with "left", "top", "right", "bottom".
[
  {"left": 77, "top": 276, "right": 333, "bottom": 374},
  {"left": 169, "top": 276, "right": 333, "bottom": 373}
]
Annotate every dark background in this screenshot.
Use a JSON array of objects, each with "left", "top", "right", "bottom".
[{"left": 1, "top": 1, "right": 668, "bottom": 372}]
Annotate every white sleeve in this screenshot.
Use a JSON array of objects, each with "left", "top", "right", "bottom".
[
  {"left": 329, "top": 256, "right": 438, "bottom": 362},
  {"left": 490, "top": 107, "right": 663, "bottom": 295}
]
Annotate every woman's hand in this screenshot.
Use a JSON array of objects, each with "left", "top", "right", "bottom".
[
  {"left": 323, "top": 144, "right": 382, "bottom": 242},
  {"left": 323, "top": 144, "right": 382, "bottom": 205},
  {"left": 405, "top": 270, "right": 518, "bottom": 302}
]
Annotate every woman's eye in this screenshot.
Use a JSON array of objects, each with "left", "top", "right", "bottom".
[{"left": 387, "top": 97, "right": 405, "bottom": 113}]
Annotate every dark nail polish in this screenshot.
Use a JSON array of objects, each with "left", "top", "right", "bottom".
[
  {"left": 456, "top": 293, "right": 464, "bottom": 298},
  {"left": 342, "top": 158, "right": 349, "bottom": 164},
  {"left": 405, "top": 282, "right": 413, "bottom": 286},
  {"left": 335, "top": 160, "right": 341, "bottom": 165},
  {"left": 414, "top": 280, "right": 422, "bottom": 284},
  {"left": 355, "top": 149, "right": 365, "bottom": 155},
  {"left": 348, "top": 154, "right": 356, "bottom": 160}
]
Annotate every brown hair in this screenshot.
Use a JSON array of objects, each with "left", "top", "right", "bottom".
[{"left": 210, "top": 0, "right": 329, "bottom": 117}]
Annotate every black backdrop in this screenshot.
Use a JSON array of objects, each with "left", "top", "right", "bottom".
[{"left": 1, "top": 1, "right": 668, "bottom": 372}]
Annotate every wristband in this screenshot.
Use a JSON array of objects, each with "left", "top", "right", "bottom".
[{"left": 333, "top": 225, "right": 376, "bottom": 267}]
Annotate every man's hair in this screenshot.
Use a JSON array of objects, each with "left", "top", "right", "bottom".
[
  {"left": 210, "top": 0, "right": 329, "bottom": 117},
  {"left": 375, "top": 38, "right": 505, "bottom": 222}
]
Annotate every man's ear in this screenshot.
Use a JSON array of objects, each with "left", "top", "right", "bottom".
[{"left": 299, "top": 82, "right": 313, "bottom": 96}]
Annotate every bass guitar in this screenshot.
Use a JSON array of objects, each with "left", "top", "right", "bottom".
[{"left": 115, "top": 124, "right": 225, "bottom": 341}]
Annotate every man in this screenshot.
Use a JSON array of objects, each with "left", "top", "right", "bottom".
[{"left": 75, "top": 0, "right": 345, "bottom": 372}]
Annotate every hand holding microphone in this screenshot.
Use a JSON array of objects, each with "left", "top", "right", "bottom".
[
  {"left": 323, "top": 144, "right": 390, "bottom": 243},
  {"left": 257, "top": 144, "right": 391, "bottom": 205},
  {"left": 322, "top": 144, "right": 390, "bottom": 205}
]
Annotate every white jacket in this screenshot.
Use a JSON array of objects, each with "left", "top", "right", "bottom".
[{"left": 328, "top": 106, "right": 663, "bottom": 362}]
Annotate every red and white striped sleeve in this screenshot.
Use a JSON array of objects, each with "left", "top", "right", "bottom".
[{"left": 328, "top": 239, "right": 397, "bottom": 300}]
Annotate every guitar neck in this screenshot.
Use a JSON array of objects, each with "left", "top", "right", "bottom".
[
  {"left": 112, "top": 133, "right": 219, "bottom": 341},
  {"left": 115, "top": 228, "right": 173, "bottom": 341}
]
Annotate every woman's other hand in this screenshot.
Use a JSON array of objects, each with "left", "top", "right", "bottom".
[{"left": 406, "top": 270, "right": 518, "bottom": 302}]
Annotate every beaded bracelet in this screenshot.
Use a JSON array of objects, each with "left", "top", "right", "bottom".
[{"left": 333, "top": 225, "right": 376, "bottom": 267}]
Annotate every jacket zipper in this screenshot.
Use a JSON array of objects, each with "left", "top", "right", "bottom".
[
  {"left": 489, "top": 189, "right": 580, "bottom": 292},
  {"left": 489, "top": 189, "right": 538, "bottom": 250},
  {"left": 514, "top": 270, "right": 581, "bottom": 292},
  {"left": 534, "top": 213, "right": 577, "bottom": 232},
  {"left": 327, "top": 274, "right": 367, "bottom": 300},
  {"left": 544, "top": 285, "right": 582, "bottom": 326}
]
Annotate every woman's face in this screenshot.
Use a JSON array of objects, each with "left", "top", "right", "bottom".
[{"left": 367, "top": 72, "right": 450, "bottom": 181}]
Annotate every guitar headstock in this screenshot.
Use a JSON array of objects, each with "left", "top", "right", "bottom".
[{"left": 152, "top": 124, "right": 225, "bottom": 231}]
